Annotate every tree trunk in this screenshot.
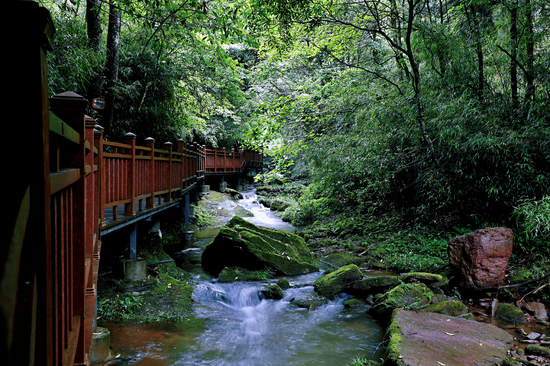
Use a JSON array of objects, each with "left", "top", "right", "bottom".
[
  {"left": 510, "top": 1, "right": 519, "bottom": 112},
  {"left": 467, "top": 4, "right": 484, "bottom": 103},
  {"left": 525, "top": 0, "right": 535, "bottom": 104},
  {"left": 86, "top": 0, "right": 102, "bottom": 106},
  {"left": 103, "top": 1, "right": 122, "bottom": 134}
]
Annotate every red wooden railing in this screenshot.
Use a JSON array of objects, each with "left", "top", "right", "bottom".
[
  {"left": 4, "top": 4, "right": 262, "bottom": 364},
  {"left": 97, "top": 133, "right": 206, "bottom": 225},
  {"left": 204, "top": 147, "right": 263, "bottom": 173}
]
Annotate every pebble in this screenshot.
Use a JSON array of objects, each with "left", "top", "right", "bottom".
[
  {"left": 520, "top": 339, "right": 538, "bottom": 344},
  {"left": 540, "top": 341, "right": 550, "bottom": 345},
  {"left": 526, "top": 332, "right": 541, "bottom": 340}
]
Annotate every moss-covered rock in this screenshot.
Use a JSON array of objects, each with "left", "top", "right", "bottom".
[
  {"left": 270, "top": 198, "right": 292, "bottom": 212},
  {"left": 225, "top": 188, "right": 243, "bottom": 199},
  {"left": 351, "top": 276, "right": 401, "bottom": 295},
  {"left": 459, "top": 313, "right": 475, "bottom": 320},
  {"left": 501, "top": 357, "right": 521, "bottom": 366},
  {"left": 423, "top": 300, "right": 468, "bottom": 317},
  {"left": 218, "top": 266, "right": 270, "bottom": 282},
  {"left": 290, "top": 293, "right": 328, "bottom": 310},
  {"left": 525, "top": 345, "right": 550, "bottom": 357},
  {"left": 344, "top": 298, "right": 365, "bottom": 308},
  {"left": 313, "top": 264, "right": 363, "bottom": 297},
  {"left": 261, "top": 284, "right": 284, "bottom": 300},
  {"left": 277, "top": 278, "right": 290, "bottom": 289},
  {"left": 202, "top": 216, "right": 318, "bottom": 276},
  {"left": 495, "top": 303, "right": 526, "bottom": 324},
  {"left": 369, "top": 283, "right": 433, "bottom": 319},
  {"left": 321, "top": 252, "right": 364, "bottom": 268},
  {"left": 399, "top": 272, "right": 447, "bottom": 288}
]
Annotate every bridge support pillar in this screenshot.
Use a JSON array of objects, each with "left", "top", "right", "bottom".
[
  {"left": 236, "top": 175, "right": 243, "bottom": 191},
  {"left": 129, "top": 222, "right": 137, "bottom": 260},
  {"left": 184, "top": 193, "right": 190, "bottom": 232}
]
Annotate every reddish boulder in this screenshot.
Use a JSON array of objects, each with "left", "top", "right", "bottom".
[{"left": 448, "top": 228, "right": 513, "bottom": 290}]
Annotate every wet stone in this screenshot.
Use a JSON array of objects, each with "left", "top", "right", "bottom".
[{"left": 526, "top": 332, "right": 541, "bottom": 340}]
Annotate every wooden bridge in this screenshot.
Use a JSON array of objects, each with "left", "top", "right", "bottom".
[{"left": 2, "top": 2, "right": 262, "bottom": 365}]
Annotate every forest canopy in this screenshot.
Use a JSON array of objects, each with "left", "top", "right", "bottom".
[{"left": 42, "top": 0, "right": 549, "bottom": 257}]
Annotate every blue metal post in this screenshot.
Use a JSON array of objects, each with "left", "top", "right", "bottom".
[{"left": 129, "top": 222, "right": 137, "bottom": 259}]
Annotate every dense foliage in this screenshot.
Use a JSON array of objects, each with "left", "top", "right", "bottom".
[
  {"left": 242, "top": 0, "right": 550, "bottom": 257},
  {"left": 43, "top": 0, "right": 549, "bottom": 259},
  {"left": 42, "top": 0, "right": 248, "bottom": 145}
]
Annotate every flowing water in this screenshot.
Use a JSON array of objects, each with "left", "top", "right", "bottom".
[{"left": 105, "top": 188, "right": 385, "bottom": 365}]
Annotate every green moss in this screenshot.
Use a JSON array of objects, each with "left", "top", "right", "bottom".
[
  {"left": 495, "top": 304, "right": 526, "bottom": 324},
  {"left": 501, "top": 357, "right": 521, "bottom": 366},
  {"left": 351, "top": 276, "right": 401, "bottom": 294},
  {"left": 384, "top": 309, "right": 405, "bottom": 366},
  {"left": 261, "top": 284, "right": 284, "bottom": 300},
  {"left": 344, "top": 298, "right": 365, "bottom": 308},
  {"left": 218, "top": 266, "right": 274, "bottom": 282},
  {"left": 202, "top": 216, "right": 318, "bottom": 276},
  {"left": 459, "top": 313, "right": 475, "bottom": 320},
  {"left": 423, "top": 300, "right": 468, "bottom": 316},
  {"left": 370, "top": 283, "right": 433, "bottom": 318},
  {"left": 322, "top": 252, "right": 364, "bottom": 268},
  {"left": 313, "top": 264, "right": 363, "bottom": 297},
  {"left": 399, "top": 272, "right": 446, "bottom": 286},
  {"left": 525, "top": 345, "right": 550, "bottom": 357},
  {"left": 277, "top": 278, "right": 290, "bottom": 289}
]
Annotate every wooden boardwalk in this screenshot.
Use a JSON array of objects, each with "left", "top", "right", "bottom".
[{"left": 2, "top": 3, "right": 263, "bottom": 365}]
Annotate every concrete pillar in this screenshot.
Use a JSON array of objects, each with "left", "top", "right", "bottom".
[{"left": 90, "top": 327, "right": 110, "bottom": 363}]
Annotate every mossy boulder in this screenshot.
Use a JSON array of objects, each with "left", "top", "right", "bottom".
[
  {"left": 501, "top": 357, "right": 521, "bottom": 366},
  {"left": 399, "top": 272, "right": 447, "bottom": 287},
  {"left": 261, "top": 284, "right": 284, "bottom": 300},
  {"left": 289, "top": 292, "right": 328, "bottom": 310},
  {"left": 459, "top": 313, "right": 475, "bottom": 320},
  {"left": 495, "top": 303, "right": 526, "bottom": 324},
  {"left": 423, "top": 300, "right": 468, "bottom": 317},
  {"left": 218, "top": 266, "right": 267, "bottom": 282},
  {"left": 225, "top": 188, "right": 243, "bottom": 199},
  {"left": 525, "top": 345, "right": 550, "bottom": 357},
  {"left": 270, "top": 198, "right": 292, "bottom": 212},
  {"left": 369, "top": 283, "right": 433, "bottom": 319},
  {"left": 321, "top": 252, "right": 364, "bottom": 268},
  {"left": 313, "top": 264, "right": 363, "bottom": 297},
  {"left": 201, "top": 216, "right": 318, "bottom": 276},
  {"left": 277, "top": 278, "right": 290, "bottom": 289},
  {"left": 344, "top": 298, "right": 365, "bottom": 308},
  {"left": 351, "top": 275, "right": 401, "bottom": 295}
]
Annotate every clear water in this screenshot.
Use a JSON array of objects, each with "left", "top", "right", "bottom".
[{"left": 105, "top": 188, "right": 385, "bottom": 365}]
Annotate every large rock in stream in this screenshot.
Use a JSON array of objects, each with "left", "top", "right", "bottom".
[
  {"left": 385, "top": 309, "right": 514, "bottom": 366},
  {"left": 201, "top": 216, "right": 318, "bottom": 276},
  {"left": 448, "top": 227, "right": 513, "bottom": 290}
]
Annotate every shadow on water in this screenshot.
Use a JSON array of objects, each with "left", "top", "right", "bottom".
[{"left": 106, "top": 188, "right": 385, "bottom": 365}]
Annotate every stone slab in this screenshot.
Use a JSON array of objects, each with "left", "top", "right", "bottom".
[{"left": 386, "top": 309, "right": 514, "bottom": 366}]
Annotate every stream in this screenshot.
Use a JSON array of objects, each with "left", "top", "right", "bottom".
[{"left": 105, "top": 188, "right": 385, "bottom": 365}]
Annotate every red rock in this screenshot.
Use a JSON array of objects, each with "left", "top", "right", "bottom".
[{"left": 448, "top": 228, "right": 513, "bottom": 290}]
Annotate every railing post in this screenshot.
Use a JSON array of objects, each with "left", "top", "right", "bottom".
[
  {"left": 231, "top": 148, "right": 235, "bottom": 171},
  {"left": 49, "top": 91, "right": 88, "bottom": 363},
  {"left": 222, "top": 147, "right": 227, "bottom": 172},
  {"left": 177, "top": 138, "right": 184, "bottom": 190},
  {"left": 202, "top": 145, "right": 206, "bottom": 177},
  {"left": 124, "top": 132, "right": 136, "bottom": 216},
  {"left": 94, "top": 125, "right": 105, "bottom": 227},
  {"left": 145, "top": 137, "right": 155, "bottom": 208},
  {"left": 164, "top": 142, "right": 173, "bottom": 202},
  {"left": 186, "top": 142, "right": 191, "bottom": 187}
]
